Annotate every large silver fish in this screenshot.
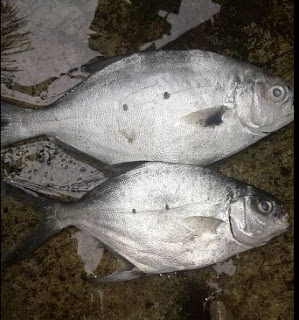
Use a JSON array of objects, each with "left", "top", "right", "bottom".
[
  {"left": 1, "top": 50, "right": 294, "bottom": 165},
  {"left": 2, "top": 162, "right": 289, "bottom": 282}
]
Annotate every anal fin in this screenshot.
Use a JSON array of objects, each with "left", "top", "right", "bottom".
[{"left": 83, "top": 267, "right": 144, "bottom": 284}]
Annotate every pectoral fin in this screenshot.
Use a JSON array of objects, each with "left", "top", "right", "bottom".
[
  {"left": 181, "top": 216, "right": 225, "bottom": 239},
  {"left": 78, "top": 239, "right": 145, "bottom": 283},
  {"left": 179, "top": 106, "right": 228, "bottom": 128}
]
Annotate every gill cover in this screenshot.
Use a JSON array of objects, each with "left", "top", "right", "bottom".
[
  {"left": 234, "top": 79, "right": 294, "bottom": 134},
  {"left": 229, "top": 191, "right": 269, "bottom": 247},
  {"left": 234, "top": 82, "right": 264, "bottom": 134}
]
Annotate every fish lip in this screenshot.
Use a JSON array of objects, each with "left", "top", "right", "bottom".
[
  {"left": 274, "top": 218, "right": 290, "bottom": 228},
  {"left": 273, "top": 220, "right": 290, "bottom": 235},
  {"left": 235, "top": 94, "right": 294, "bottom": 134},
  {"left": 259, "top": 112, "right": 294, "bottom": 134},
  {"left": 283, "top": 223, "right": 290, "bottom": 230},
  {"left": 278, "top": 221, "right": 290, "bottom": 230},
  {"left": 277, "top": 224, "right": 290, "bottom": 237}
]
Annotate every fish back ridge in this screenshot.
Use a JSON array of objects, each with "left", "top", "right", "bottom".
[
  {"left": 1, "top": 183, "right": 65, "bottom": 271},
  {"left": 1, "top": 101, "right": 38, "bottom": 146}
]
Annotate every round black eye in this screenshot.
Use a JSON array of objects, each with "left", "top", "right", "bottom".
[
  {"left": 257, "top": 200, "right": 273, "bottom": 214},
  {"left": 261, "top": 201, "right": 270, "bottom": 211},
  {"left": 273, "top": 88, "right": 281, "bottom": 97}
]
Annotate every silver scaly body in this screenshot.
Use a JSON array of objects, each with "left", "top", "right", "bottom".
[
  {"left": 1, "top": 50, "right": 294, "bottom": 165},
  {"left": 2, "top": 162, "right": 289, "bottom": 281}
]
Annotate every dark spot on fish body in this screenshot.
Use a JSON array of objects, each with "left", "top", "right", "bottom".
[
  {"left": 132, "top": 209, "right": 136, "bottom": 214},
  {"left": 123, "top": 104, "right": 128, "bottom": 111},
  {"left": 163, "top": 92, "right": 170, "bottom": 99},
  {"left": 165, "top": 204, "right": 170, "bottom": 210},
  {"left": 181, "top": 106, "right": 228, "bottom": 128},
  {"left": 203, "top": 106, "right": 227, "bottom": 127}
]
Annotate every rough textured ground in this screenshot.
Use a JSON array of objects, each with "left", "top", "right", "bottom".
[{"left": 1, "top": 0, "right": 293, "bottom": 319}]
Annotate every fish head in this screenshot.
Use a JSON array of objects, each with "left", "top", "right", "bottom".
[
  {"left": 229, "top": 186, "right": 289, "bottom": 247},
  {"left": 234, "top": 73, "right": 294, "bottom": 134}
]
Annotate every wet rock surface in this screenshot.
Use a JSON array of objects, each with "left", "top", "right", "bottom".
[{"left": 1, "top": 0, "right": 293, "bottom": 319}]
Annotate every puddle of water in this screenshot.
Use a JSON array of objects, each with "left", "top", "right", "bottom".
[
  {"left": 1, "top": 0, "right": 100, "bottom": 105},
  {"left": 1, "top": 139, "right": 107, "bottom": 200},
  {"left": 6, "top": 0, "right": 99, "bottom": 85},
  {"left": 140, "top": 0, "right": 221, "bottom": 50}
]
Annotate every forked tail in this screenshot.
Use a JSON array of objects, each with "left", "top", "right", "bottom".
[
  {"left": 1, "top": 101, "right": 35, "bottom": 146},
  {"left": 1, "top": 183, "right": 66, "bottom": 271}
]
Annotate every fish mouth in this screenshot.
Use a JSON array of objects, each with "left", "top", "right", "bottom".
[
  {"left": 259, "top": 112, "right": 294, "bottom": 134},
  {"left": 274, "top": 222, "right": 290, "bottom": 237},
  {"left": 277, "top": 218, "right": 290, "bottom": 230},
  {"left": 272, "top": 207, "right": 290, "bottom": 229},
  {"left": 273, "top": 212, "right": 290, "bottom": 233},
  {"left": 281, "top": 222, "right": 290, "bottom": 230}
]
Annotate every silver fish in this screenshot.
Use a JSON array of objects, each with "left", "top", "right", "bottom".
[
  {"left": 1, "top": 50, "right": 294, "bottom": 165},
  {"left": 2, "top": 162, "right": 289, "bottom": 282}
]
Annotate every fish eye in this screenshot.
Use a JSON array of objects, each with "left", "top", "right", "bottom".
[
  {"left": 273, "top": 88, "right": 281, "bottom": 97},
  {"left": 257, "top": 200, "right": 273, "bottom": 214},
  {"left": 269, "top": 85, "right": 286, "bottom": 102}
]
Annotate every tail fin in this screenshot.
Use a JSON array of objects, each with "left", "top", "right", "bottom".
[
  {"left": 1, "top": 101, "right": 34, "bottom": 146},
  {"left": 1, "top": 182, "right": 65, "bottom": 271}
]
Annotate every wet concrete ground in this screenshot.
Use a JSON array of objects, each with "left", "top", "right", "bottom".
[{"left": 1, "top": 0, "right": 294, "bottom": 319}]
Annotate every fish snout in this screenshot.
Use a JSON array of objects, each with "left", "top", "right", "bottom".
[{"left": 273, "top": 208, "right": 290, "bottom": 226}]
